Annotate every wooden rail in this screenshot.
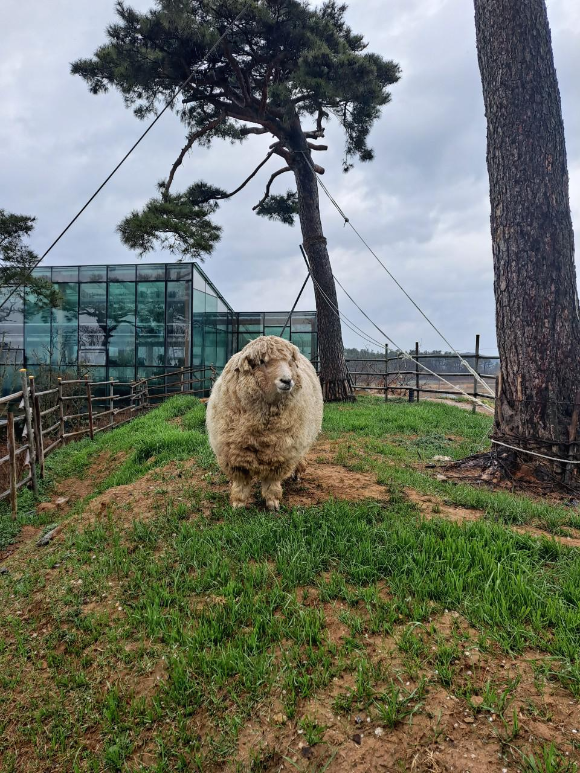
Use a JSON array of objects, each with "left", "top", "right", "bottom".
[{"left": 0, "top": 364, "right": 216, "bottom": 519}]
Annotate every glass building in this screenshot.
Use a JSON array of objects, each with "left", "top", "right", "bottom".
[{"left": 0, "top": 262, "right": 317, "bottom": 389}]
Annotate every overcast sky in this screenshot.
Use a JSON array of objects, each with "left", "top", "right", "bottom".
[{"left": 2, "top": 0, "right": 579, "bottom": 354}]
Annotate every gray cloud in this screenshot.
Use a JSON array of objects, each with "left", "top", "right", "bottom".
[{"left": 1, "top": 0, "right": 579, "bottom": 355}]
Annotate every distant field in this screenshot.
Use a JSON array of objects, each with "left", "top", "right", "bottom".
[{"left": 1, "top": 396, "right": 579, "bottom": 772}]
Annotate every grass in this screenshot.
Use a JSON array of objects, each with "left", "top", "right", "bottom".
[{"left": 1, "top": 395, "right": 580, "bottom": 771}]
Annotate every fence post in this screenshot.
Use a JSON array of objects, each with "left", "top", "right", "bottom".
[
  {"left": 109, "top": 378, "right": 114, "bottom": 427},
  {"left": 415, "top": 342, "right": 420, "bottom": 402},
  {"left": 180, "top": 367, "right": 185, "bottom": 393},
  {"left": 384, "top": 344, "right": 388, "bottom": 402},
  {"left": 85, "top": 375, "right": 94, "bottom": 440},
  {"left": 29, "top": 375, "right": 45, "bottom": 480},
  {"left": 472, "top": 334, "right": 480, "bottom": 414},
  {"left": 19, "top": 369, "right": 38, "bottom": 495},
  {"left": 130, "top": 381, "right": 135, "bottom": 414},
  {"left": 7, "top": 412, "right": 18, "bottom": 520},
  {"left": 210, "top": 364, "right": 217, "bottom": 389},
  {"left": 57, "top": 377, "right": 65, "bottom": 445}
]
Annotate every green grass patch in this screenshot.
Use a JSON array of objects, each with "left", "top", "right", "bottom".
[{"left": 2, "top": 394, "right": 580, "bottom": 770}]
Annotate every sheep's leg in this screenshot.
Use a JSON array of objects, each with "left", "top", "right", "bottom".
[
  {"left": 261, "top": 478, "right": 283, "bottom": 512},
  {"left": 230, "top": 470, "right": 252, "bottom": 509},
  {"left": 291, "top": 459, "right": 307, "bottom": 482}
]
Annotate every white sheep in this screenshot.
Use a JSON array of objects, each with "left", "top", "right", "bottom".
[{"left": 206, "top": 335, "right": 323, "bottom": 510}]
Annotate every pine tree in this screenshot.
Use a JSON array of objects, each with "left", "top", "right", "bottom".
[
  {"left": 0, "top": 210, "right": 60, "bottom": 325},
  {"left": 473, "top": 0, "right": 580, "bottom": 483},
  {"left": 72, "top": 0, "right": 400, "bottom": 401}
]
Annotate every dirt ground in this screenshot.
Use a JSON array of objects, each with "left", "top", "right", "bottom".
[{"left": 2, "top": 438, "right": 580, "bottom": 771}]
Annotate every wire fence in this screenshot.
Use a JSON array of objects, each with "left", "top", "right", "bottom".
[
  {"left": 317, "top": 334, "right": 499, "bottom": 409},
  {"left": 0, "top": 364, "right": 216, "bottom": 519}
]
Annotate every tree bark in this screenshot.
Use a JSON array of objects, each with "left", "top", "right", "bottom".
[
  {"left": 289, "top": 135, "right": 354, "bottom": 402},
  {"left": 473, "top": 0, "right": 580, "bottom": 481}
]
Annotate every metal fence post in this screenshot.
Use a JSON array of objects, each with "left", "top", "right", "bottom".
[
  {"left": 19, "top": 369, "right": 38, "bottom": 495},
  {"left": 384, "top": 344, "right": 388, "bottom": 402},
  {"left": 472, "top": 334, "right": 480, "bottom": 414},
  {"left": 415, "top": 342, "right": 420, "bottom": 402}
]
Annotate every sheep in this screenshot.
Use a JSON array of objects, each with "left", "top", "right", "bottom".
[{"left": 206, "top": 335, "right": 323, "bottom": 510}]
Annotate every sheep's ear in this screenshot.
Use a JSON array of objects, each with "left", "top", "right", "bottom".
[
  {"left": 290, "top": 345, "right": 300, "bottom": 362},
  {"left": 240, "top": 354, "right": 255, "bottom": 373}
]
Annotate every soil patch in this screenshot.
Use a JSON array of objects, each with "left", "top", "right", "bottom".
[
  {"left": 405, "top": 488, "right": 482, "bottom": 524},
  {"left": 232, "top": 610, "right": 580, "bottom": 773},
  {"left": 56, "top": 450, "right": 128, "bottom": 504}
]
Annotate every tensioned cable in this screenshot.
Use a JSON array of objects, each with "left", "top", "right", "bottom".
[
  {"left": 330, "top": 266, "right": 580, "bottom": 465},
  {"left": 297, "top": 151, "right": 495, "bottom": 397},
  {"left": 327, "top": 274, "right": 496, "bottom": 415},
  {"left": 312, "top": 277, "right": 386, "bottom": 350},
  {"left": 300, "top": 245, "right": 495, "bottom": 412},
  {"left": 0, "top": 4, "right": 248, "bottom": 314}
]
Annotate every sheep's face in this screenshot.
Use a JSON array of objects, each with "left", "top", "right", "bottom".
[{"left": 237, "top": 342, "right": 300, "bottom": 405}]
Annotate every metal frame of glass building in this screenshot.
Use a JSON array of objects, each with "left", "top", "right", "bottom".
[{"left": 0, "top": 262, "right": 317, "bottom": 388}]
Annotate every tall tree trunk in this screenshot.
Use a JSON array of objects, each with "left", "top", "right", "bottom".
[
  {"left": 290, "top": 141, "right": 354, "bottom": 402},
  {"left": 473, "top": 0, "right": 580, "bottom": 482}
]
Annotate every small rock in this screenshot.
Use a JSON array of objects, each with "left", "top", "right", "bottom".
[
  {"left": 40, "top": 660, "right": 48, "bottom": 670},
  {"left": 374, "top": 727, "right": 384, "bottom": 737},
  {"left": 37, "top": 502, "right": 56, "bottom": 513},
  {"left": 464, "top": 715, "right": 475, "bottom": 724},
  {"left": 37, "top": 526, "right": 60, "bottom": 547},
  {"left": 352, "top": 733, "right": 362, "bottom": 745},
  {"left": 300, "top": 747, "right": 314, "bottom": 760},
  {"left": 471, "top": 696, "right": 484, "bottom": 707},
  {"left": 436, "top": 474, "right": 447, "bottom": 481},
  {"left": 54, "top": 497, "right": 69, "bottom": 507},
  {"left": 354, "top": 715, "right": 363, "bottom": 725},
  {"left": 433, "top": 456, "right": 453, "bottom": 462},
  {"left": 0, "top": 566, "right": 9, "bottom": 576},
  {"left": 272, "top": 712, "right": 287, "bottom": 724}
]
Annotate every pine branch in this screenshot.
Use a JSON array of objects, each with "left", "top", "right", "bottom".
[
  {"left": 252, "top": 166, "right": 292, "bottom": 210},
  {"left": 164, "top": 114, "right": 226, "bottom": 196},
  {"left": 239, "top": 126, "right": 269, "bottom": 136},
  {"left": 193, "top": 151, "right": 277, "bottom": 205}
]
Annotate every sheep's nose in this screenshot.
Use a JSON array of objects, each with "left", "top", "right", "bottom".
[{"left": 280, "top": 377, "right": 292, "bottom": 386}]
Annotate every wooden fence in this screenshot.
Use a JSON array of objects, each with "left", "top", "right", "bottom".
[
  {"left": 0, "top": 364, "right": 216, "bottom": 519},
  {"left": 318, "top": 335, "right": 500, "bottom": 409}
]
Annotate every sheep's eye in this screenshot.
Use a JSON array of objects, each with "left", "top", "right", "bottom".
[{"left": 259, "top": 359, "right": 265, "bottom": 366}]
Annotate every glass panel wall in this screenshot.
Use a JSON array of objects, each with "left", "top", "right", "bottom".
[
  {"left": 79, "top": 283, "right": 106, "bottom": 366},
  {"left": 137, "top": 282, "right": 165, "bottom": 369},
  {"left": 166, "top": 281, "right": 191, "bottom": 367},
  {"left": 51, "top": 282, "right": 78, "bottom": 366},
  {"left": 108, "top": 282, "right": 136, "bottom": 368},
  {"left": 236, "top": 311, "right": 317, "bottom": 362},
  {"left": 0, "top": 262, "right": 316, "bottom": 393},
  {"left": 24, "top": 288, "right": 52, "bottom": 364}
]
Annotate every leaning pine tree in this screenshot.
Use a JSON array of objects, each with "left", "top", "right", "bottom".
[
  {"left": 473, "top": 0, "right": 580, "bottom": 483},
  {"left": 72, "top": 0, "right": 400, "bottom": 401}
]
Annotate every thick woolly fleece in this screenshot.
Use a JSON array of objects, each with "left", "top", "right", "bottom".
[{"left": 206, "top": 336, "right": 323, "bottom": 498}]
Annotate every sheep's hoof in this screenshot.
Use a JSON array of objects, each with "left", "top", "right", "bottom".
[
  {"left": 231, "top": 498, "right": 249, "bottom": 509},
  {"left": 266, "top": 499, "right": 280, "bottom": 512}
]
